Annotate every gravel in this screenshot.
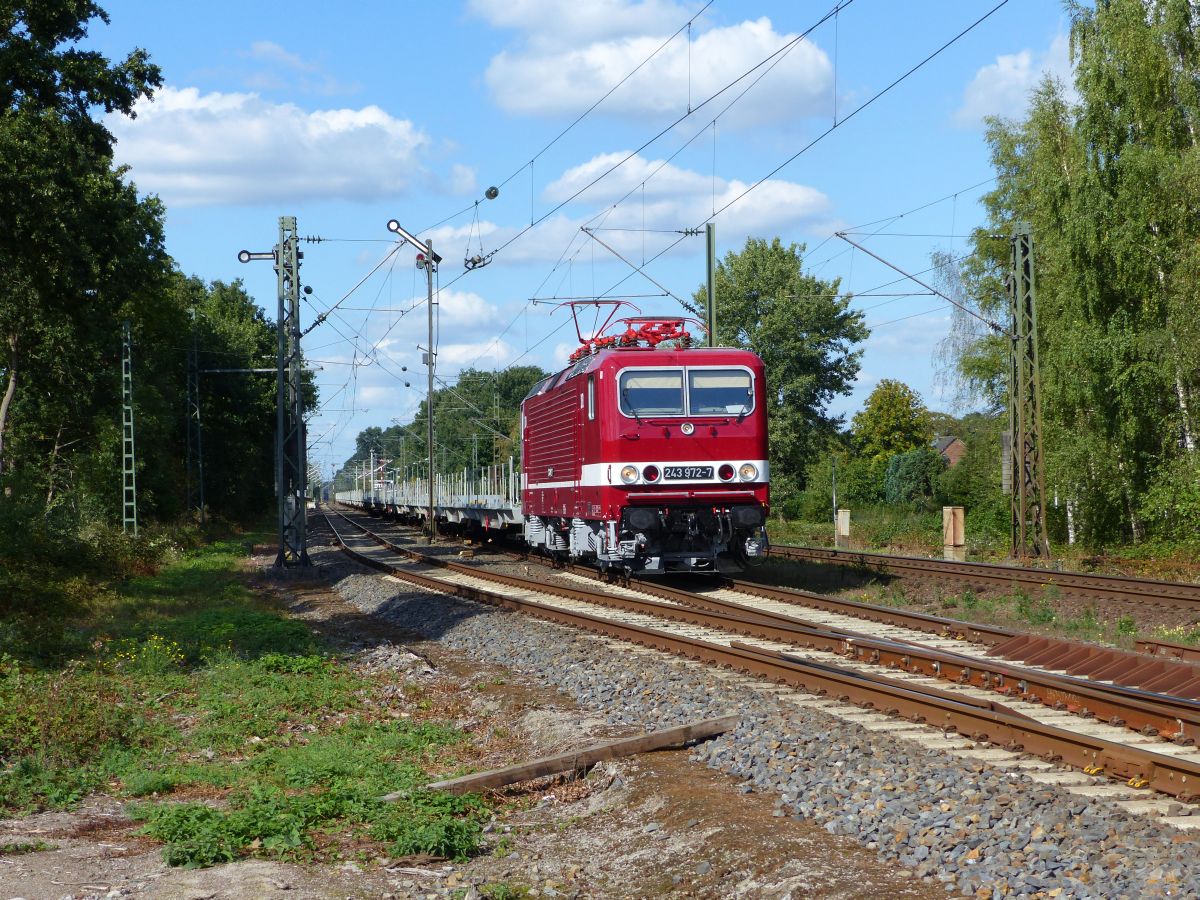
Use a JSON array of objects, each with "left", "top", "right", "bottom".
[{"left": 313, "top": 540, "right": 1200, "bottom": 899}]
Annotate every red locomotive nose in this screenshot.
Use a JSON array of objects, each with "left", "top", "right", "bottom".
[
  {"left": 642, "top": 465, "right": 660, "bottom": 483},
  {"left": 718, "top": 463, "right": 735, "bottom": 481}
]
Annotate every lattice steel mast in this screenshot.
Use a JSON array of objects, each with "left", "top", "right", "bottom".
[
  {"left": 121, "top": 320, "right": 138, "bottom": 536},
  {"left": 1007, "top": 222, "right": 1051, "bottom": 559},
  {"left": 239, "top": 216, "right": 310, "bottom": 567}
]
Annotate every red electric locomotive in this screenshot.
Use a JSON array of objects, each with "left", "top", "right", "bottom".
[{"left": 520, "top": 306, "right": 769, "bottom": 574}]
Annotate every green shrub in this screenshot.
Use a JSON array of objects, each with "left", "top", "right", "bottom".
[
  {"left": 125, "top": 770, "right": 181, "bottom": 797},
  {"left": 884, "top": 448, "right": 946, "bottom": 508}
]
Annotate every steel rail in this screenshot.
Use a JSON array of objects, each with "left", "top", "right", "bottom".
[
  {"left": 330, "top": 509, "right": 1200, "bottom": 739},
  {"left": 336, "top": 506, "right": 1200, "bottom": 702},
  {"left": 321, "top": 513, "right": 1200, "bottom": 799},
  {"left": 1141, "top": 637, "right": 1200, "bottom": 665},
  {"left": 767, "top": 544, "right": 1200, "bottom": 609},
  {"left": 718, "top": 574, "right": 1016, "bottom": 646}
]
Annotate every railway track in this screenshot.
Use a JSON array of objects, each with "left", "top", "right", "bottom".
[
  {"left": 320, "top": 510, "right": 1200, "bottom": 816},
  {"left": 767, "top": 543, "right": 1200, "bottom": 611}
]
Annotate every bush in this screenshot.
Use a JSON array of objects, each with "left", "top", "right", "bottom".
[{"left": 884, "top": 448, "right": 945, "bottom": 508}]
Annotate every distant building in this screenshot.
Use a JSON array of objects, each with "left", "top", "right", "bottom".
[{"left": 933, "top": 435, "right": 966, "bottom": 468}]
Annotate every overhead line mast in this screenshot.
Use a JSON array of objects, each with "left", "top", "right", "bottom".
[{"left": 238, "top": 216, "right": 311, "bottom": 567}]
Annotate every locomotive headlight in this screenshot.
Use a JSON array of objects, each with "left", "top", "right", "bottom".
[
  {"left": 620, "top": 465, "right": 639, "bottom": 484},
  {"left": 642, "top": 465, "right": 660, "bottom": 482},
  {"left": 738, "top": 463, "right": 758, "bottom": 482},
  {"left": 718, "top": 464, "right": 735, "bottom": 482}
]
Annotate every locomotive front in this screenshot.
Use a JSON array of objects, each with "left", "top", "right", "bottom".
[{"left": 522, "top": 317, "right": 769, "bottom": 574}]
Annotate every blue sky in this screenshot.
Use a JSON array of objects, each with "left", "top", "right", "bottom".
[{"left": 87, "top": 1, "right": 1071, "bottom": 479}]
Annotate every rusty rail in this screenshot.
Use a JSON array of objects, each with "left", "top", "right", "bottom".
[
  {"left": 321, "top": 513, "right": 1200, "bottom": 800},
  {"left": 767, "top": 544, "right": 1200, "bottom": 609}
]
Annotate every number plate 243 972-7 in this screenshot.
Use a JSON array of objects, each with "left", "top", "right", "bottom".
[{"left": 663, "top": 465, "right": 713, "bottom": 480}]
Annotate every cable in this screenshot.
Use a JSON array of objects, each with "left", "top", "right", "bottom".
[
  {"left": 449, "top": 1, "right": 848, "bottom": 373},
  {"left": 701, "top": 1, "right": 1011, "bottom": 228},
  {"left": 301, "top": 243, "right": 402, "bottom": 337},
  {"left": 494, "top": 1, "right": 715, "bottom": 193},
  {"left": 446, "top": 0, "right": 855, "bottom": 280}
]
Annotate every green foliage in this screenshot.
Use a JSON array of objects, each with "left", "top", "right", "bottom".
[
  {"left": 178, "top": 276, "right": 291, "bottom": 520},
  {"left": 1115, "top": 615, "right": 1138, "bottom": 636},
  {"left": 0, "top": 535, "right": 488, "bottom": 867},
  {"left": 1014, "top": 591, "right": 1056, "bottom": 626},
  {"left": 1139, "top": 454, "right": 1200, "bottom": 547},
  {"left": 0, "top": 5, "right": 296, "bottom": 529},
  {"left": 684, "top": 236, "right": 868, "bottom": 489},
  {"left": 851, "top": 380, "right": 934, "bottom": 463},
  {"left": 132, "top": 721, "right": 483, "bottom": 868},
  {"left": 340, "top": 366, "right": 547, "bottom": 487},
  {"left": 838, "top": 454, "right": 887, "bottom": 506},
  {"left": 480, "top": 884, "right": 531, "bottom": 900},
  {"left": 945, "top": 1, "right": 1200, "bottom": 547},
  {"left": 883, "top": 448, "right": 945, "bottom": 508}
]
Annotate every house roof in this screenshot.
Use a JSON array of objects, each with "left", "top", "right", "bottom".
[{"left": 932, "top": 435, "right": 961, "bottom": 452}]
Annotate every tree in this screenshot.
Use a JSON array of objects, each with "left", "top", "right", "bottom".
[
  {"left": 851, "top": 380, "right": 933, "bottom": 463},
  {"left": 179, "top": 277, "right": 286, "bottom": 521},
  {"left": 339, "top": 366, "right": 547, "bottom": 487},
  {"left": 0, "top": 2, "right": 162, "bottom": 481},
  {"left": 686, "top": 237, "right": 868, "bottom": 493},
  {"left": 945, "top": 0, "right": 1200, "bottom": 544}
]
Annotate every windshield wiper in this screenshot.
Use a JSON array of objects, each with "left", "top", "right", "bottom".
[
  {"left": 736, "top": 395, "right": 750, "bottom": 423},
  {"left": 622, "top": 389, "right": 642, "bottom": 425}
]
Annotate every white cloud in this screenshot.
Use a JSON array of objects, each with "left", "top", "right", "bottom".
[
  {"left": 551, "top": 341, "right": 578, "bottom": 368},
  {"left": 437, "top": 289, "right": 501, "bottom": 328},
  {"left": 545, "top": 151, "right": 830, "bottom": 225},
  {"left": 955, "top": 33, "right": 1073, "bottom": 126},
  {"left": 449, "top": 163, "right": 477, "bottom": 194},
  {"left": 438, "top": 339, "right": 517, "bottom": 367},
  {"left": 429, "top": 152, "right": 831, "bottom": 267},
  {"left": 482, "top": 15, "right": 831, "bottom": 125},
  {"left": 107, "top": 86, "right": 431, "bottom": 206}
]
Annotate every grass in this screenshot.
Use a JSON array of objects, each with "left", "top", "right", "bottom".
[
  {"left": 0, "top": 529, "right": 489, "bottom": 868},
  {"left": 893, "top": 582, "right": 1152, "bottom": 646},
  {"left": 770, "top": 506, "right": 948, "bottom": 556},
  {"left": 1152, "top": 624, "right": 1200, "bottom": 646}
]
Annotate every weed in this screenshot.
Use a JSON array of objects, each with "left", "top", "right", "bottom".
[
  {"left": 1064, "top": 607, "right": 1100, "bottom": 635},
  {"left": 125, "top": 770, "right": 180, "bottom": 797},
  {"left": 107, "top": 634, "right": 187, "bottom": 676},
  {"left": 1154, "top": 624, "right": 1200, "bottom": 646},
  {"left": 1115, "top": 615, "right": 1138, "bottom": 636},
  {"left": 1014, "top": 591, "right": 1056, "bottom": 626},
  {"left": 0, "top": 840, "right": 55, "bottom": 855},
  {"left": 480, "top": 883, "right": 531, "bottom": 900},
  {"left": 257, "top": 653, "right": 329, "bottom": 675}
]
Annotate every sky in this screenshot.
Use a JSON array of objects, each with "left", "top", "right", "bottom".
[{"left": 85, "top": 0, "right": 1074, "bottom": 480}]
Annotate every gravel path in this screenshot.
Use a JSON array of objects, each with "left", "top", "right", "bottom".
[{"left": 313, "top": 538, "right": 1200, "bottom": 899}]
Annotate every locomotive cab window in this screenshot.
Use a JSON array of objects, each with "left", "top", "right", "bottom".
[
  {"left": 688, "top": 369, "right": 754, "bottom": 415},
  {"left": 618, "top": 369, "right": 684, "bottom": 417}
]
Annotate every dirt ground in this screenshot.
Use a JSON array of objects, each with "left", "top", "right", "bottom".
[{"left": 0, "top": 558, "right": 938, "bottom": 900}]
